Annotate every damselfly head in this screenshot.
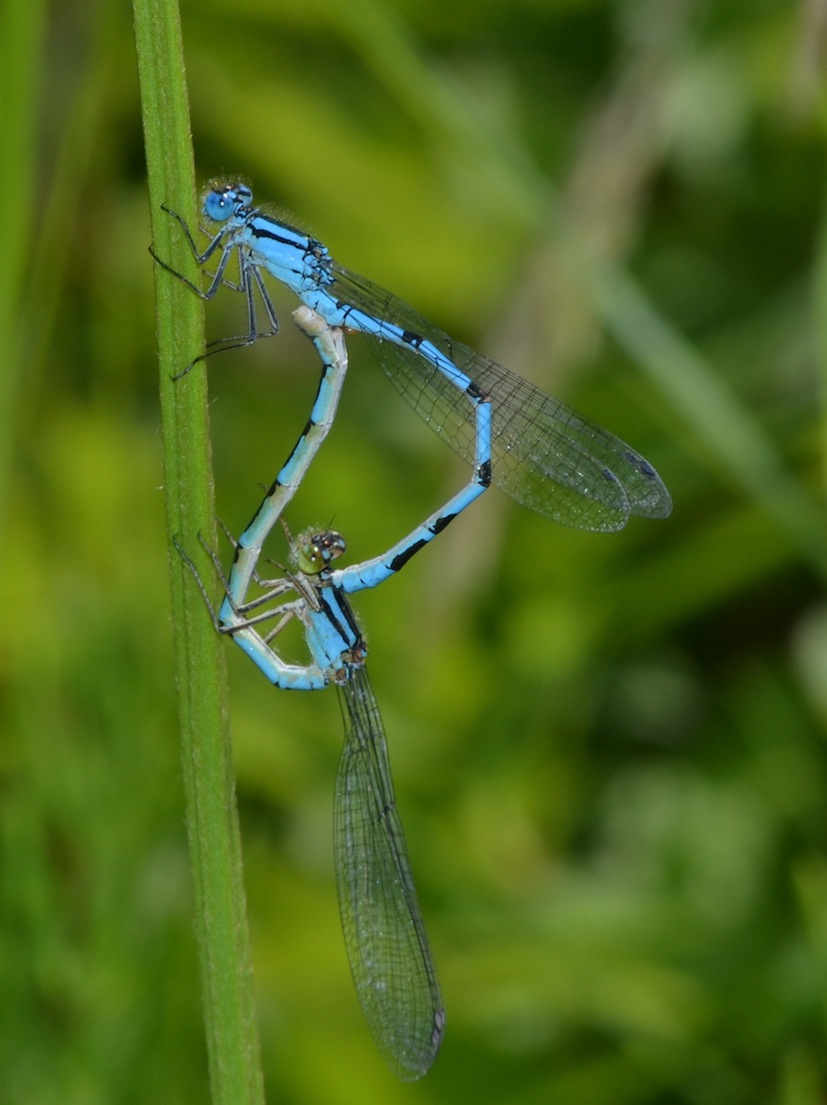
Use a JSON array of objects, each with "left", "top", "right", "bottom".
[
  {"left": 294, "top": 530, "right": 346, "bottom": 575},
  {"left": 202, "top": 180, "right": 254, "bottom": 224}
]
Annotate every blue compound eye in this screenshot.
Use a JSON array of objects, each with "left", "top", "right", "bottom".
[
  {"left": 203, "top": 187, "right": 233, "bottom": 223},
  {"left": 202, "top": 182, "right": 253, "bottom": 224}
]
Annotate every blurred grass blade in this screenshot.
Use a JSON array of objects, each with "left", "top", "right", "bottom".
[
  {"left": 565, "top": 232, "right": 825, "bottom": 573},
  {"left": 0, "top": 0, "right": 47, "bottom": 543}
]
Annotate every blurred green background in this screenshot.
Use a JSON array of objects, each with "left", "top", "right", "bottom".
[{"left": 3, "top": 0, "right": 826, "bottom": 1101}]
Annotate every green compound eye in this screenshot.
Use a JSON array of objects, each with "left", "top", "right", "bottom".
[
  {"left": 294, "top": 541, "right": 322, "bottom": 575},
  {"left": 295, "top": 531, "right": 346, "bottom": 574}
]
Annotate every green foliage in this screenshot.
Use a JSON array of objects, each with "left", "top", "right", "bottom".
[{"left": 2, "top": 0, "right": 825, "bottom": 1102}]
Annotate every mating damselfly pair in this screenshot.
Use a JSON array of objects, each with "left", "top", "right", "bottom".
[{"left": 156, "top": 181, "right": 671, "bottom": 1080}]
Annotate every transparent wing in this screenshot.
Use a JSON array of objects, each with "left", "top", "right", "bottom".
[
  {"left": 331, "top": 263, "right": 672, "bottom": 532},
  {"left": 334, "top": 666, "right": 444, "bottom": 1081}
]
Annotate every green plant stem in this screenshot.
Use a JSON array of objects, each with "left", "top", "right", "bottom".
[{"left": 133, "top": 1, "right": 265, "bottom": 1102}]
